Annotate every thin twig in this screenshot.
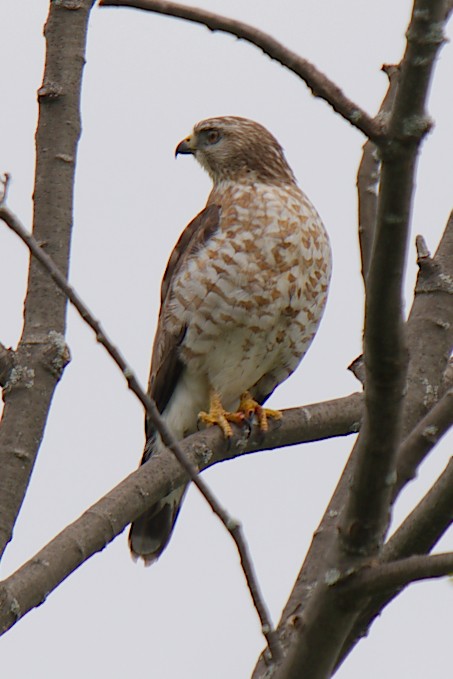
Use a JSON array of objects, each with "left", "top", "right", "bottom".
[
  {"left": 0, "top": 194, "right": 282, "bottom": 662},
  {"left": 99, "top": 0, "right": 383, "bottom": 143}
]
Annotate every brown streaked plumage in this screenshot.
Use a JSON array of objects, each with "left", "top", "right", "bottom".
[{"left": 129, "top": 116, "right": 332, "bottom": 564}]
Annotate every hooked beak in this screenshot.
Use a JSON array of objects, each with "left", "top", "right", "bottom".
[{"left": 175, "top": 135, "right": 196, "bottom": 157}]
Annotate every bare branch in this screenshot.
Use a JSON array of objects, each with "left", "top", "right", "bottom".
[
  {"left": 0, "top": 392, "right": 360, "bottom": 637},
  {"left": 395, "top": 388, "right": 453, "bottom": 496},
  {"left": 255, "top": 4, "right": 452, "bottom": 677},
  {"left": 340, "top": 0, "right": 449, "bottom": 559},
  {"left": 99, "top": 0, "right": 383, "bottom": 142},
  {"left": 347, "top": 552, "right": 453, "bottom": 594},
  {"left": 385, "top": 458, "right": 453, "bottom": 563},
  {"left": 0, "top": 0, "right": 96, "bottom": 561},
  {"left": 256, "top": 351, "right": 453, "bottom": 677}
]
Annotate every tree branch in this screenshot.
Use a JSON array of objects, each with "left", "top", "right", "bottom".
[
  {"left": 340, "top": 0, "right": 448, "bottom": 560},
  {"left": 334, "top": 456, "right": 453, "bottom": 670},
  {"left": 0, "top": 0, "right": 96, "bottom": 561},
  {"left": 347, "top": 552, "right": 453, "bottom": 594},
  {"left": 0, "top": 391, "right": 360, "bottom": 637},
  {"left": 99, "top": 0, "right": 383, "bottom": 142},
  {"left": 395, "top": 388, "right": 453, "bottom": 496},
  {"left": 385, "top": 458, "right": 453, "bottom": 563}
]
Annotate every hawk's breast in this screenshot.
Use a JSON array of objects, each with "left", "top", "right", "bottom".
[{"left": 166, "top": 179, "right": 331, "bottom": 413}]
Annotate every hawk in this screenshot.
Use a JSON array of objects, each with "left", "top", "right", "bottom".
[{"left": 129, "top": 116, "right": 331, "bottom": 564}]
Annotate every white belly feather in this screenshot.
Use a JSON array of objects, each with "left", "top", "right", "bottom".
[{"left": 162, "top": 180, "right": 331, "bottom": 441}]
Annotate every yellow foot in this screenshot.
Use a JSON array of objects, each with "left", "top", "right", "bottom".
[
  {"left": 238, "top": 391, "right": 282, "bottom": 432},
  {"left": 198, "top": 392, "right": 245, "bottom": 438}
]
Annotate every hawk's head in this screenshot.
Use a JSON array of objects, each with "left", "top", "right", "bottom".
[{"left": 175, "top": 116, "right": 296, "bottom": 185}]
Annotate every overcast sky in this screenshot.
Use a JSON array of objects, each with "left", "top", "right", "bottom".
[{"left": 1, "top": 2, "right": 452, "bottom": 678}]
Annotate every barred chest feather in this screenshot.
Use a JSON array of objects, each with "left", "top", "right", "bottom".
[{"left": 163, "top": 179, "right": 331, "bottom": 437}]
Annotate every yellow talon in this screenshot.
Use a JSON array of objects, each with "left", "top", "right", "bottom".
[
  {"left": 198, "top": 390, "right": 282, "bottom": 437},
  {"left": 238, "top": 391, "right": 282, "bottom": 432},
  {"left": 198, "top": 391, "right": 245, "bottom": 438}
]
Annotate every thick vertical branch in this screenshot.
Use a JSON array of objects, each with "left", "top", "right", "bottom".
[
  {"left": 331, "top": 197, "right": 453, "bottom": 677},
  {"left": 341, "top": 0, "right": 446, "bottom": 560},
  {"left": 255, "top": 3, "right": 451, "bottom": 678},
  {"left": 0, "top": 0, "right": 95, "bottom": 559}
]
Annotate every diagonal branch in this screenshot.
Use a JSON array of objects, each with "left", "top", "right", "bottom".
[
  {"left": 99, "top": 0, "right": 383, "bottom": 142},
  {"left": 0, "top": 198, "right": 284, "bottom": 662},
  {"left": 385, "top": 458, "right": 453, "bottom": 563},
  {"left": 395, "top": 388, "right": 453, "bottom": 496}
]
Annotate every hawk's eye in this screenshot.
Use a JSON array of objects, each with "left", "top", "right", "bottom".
[{"left": 206, "top": 129, "right": 220, "bottom": 145}]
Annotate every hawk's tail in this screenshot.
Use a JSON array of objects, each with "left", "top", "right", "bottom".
[{"left": 129, "top": 485, "right": 187, "bottom": 565}]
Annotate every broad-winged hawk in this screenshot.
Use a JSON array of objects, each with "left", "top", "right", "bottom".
[{"left": 129, "top": 116, "right": 332, "bottom": 564}]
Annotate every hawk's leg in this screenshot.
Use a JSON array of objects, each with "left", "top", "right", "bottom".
[
  {"left": 198, "top": 391, "right": 246, "bottom": 438},
  {"left": 238, "top": 391, "right": 282, "bottom": 432}
]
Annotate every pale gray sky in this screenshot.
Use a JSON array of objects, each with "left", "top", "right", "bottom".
[{"left": 1, "top": 2, "right": 452, "bottom": 678}]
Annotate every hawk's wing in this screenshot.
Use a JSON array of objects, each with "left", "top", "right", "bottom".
[{"left": 145, "top": 203, "right": 220, "bottom": 441}]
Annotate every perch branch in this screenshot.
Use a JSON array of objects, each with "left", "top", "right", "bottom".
[{"left": 0, "top": 392, "right": 361, "bottom": 637}]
